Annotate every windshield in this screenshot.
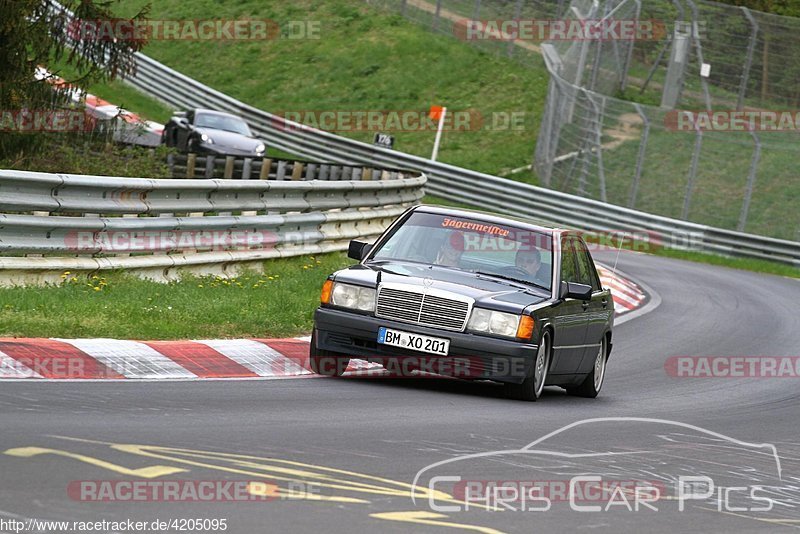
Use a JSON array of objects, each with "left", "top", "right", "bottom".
[
  {"left": 370, "top": 211, "right": 553, "bottom": 290},
  {"left": 194, "top": 112, "right": 252, "bottom": 136}
]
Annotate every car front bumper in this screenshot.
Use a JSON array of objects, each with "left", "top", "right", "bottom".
[{"left": 313, "top": 307, "right": 537, "bottom": 384}]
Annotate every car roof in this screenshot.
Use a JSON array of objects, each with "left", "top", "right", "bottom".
[
  {"left": 412, "top": 204, "right": 569, "bottom": 236},
  {"left": 193, "top": 109, "right": 244, "bottom": 119}
]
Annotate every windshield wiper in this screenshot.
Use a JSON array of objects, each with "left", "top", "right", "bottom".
[{"left": 474, "top": 271, "right": 549, "bottom": 292}]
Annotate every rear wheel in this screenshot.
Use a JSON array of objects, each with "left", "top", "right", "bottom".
[
  {"left": 505, "top": 331, "right": 550, "bottom": 402},
  {"left": 309, "top": 332, "right": 350, "bottom": 377},
  {"left": 568, "top": 335, "right": 608, "bottom": 398}
]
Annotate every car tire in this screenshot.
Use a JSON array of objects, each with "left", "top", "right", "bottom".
[
  {"left": 567, "top": 335, "right": 608, "bottom": 398},
  {"left": 309, "top": 331, "right": 350, "bottom": 377},
  {"left": 505, "top": 331, "right": 550, "bottom": 402}
]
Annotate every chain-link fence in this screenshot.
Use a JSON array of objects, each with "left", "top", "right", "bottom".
[{"left": 369, "top": 0, "right": 800, "bottom": 241}]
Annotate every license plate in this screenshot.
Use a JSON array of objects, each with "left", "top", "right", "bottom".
[{"left": 377, "top": 327, "right": 450, "bottom": 356}]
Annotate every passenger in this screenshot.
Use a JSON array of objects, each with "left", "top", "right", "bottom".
[{"left": 436, "top": 231, "right": 465, "bottom": 267}]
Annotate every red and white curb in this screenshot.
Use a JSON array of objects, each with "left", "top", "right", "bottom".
[
  {"left": 35, "top": 66, "right": 164, "bottom": 147},
  {"left": 597, "top": 264, "right": 647, "bottom": 316},
  {"left": 0, "top": 269, "right": 651, "bottom": 381}
]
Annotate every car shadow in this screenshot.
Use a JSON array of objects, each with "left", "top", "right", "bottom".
[{"left": 339, "top": 372, "right": 586, "bottom": 403}]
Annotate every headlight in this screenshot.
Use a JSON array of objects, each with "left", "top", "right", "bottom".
[
  {"left": 200, "top": 133, "right": 213, "bottom": 144},
  {"left": 330, "top": 282, "right": 376, "bottom": 312},
  {"left": 254, "top": 142, "right": 266, "bottom": 154},
  {"left": 467, "top": 308, "right": 521, "bottom": 338}
]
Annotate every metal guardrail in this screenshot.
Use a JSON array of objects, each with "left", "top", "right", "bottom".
[
  {"left": 114, "top": 51, "right": 800, "bottom": 267},
  {"left": 0, "top": 170, "right": 425, "bottom": 284},
  {"left": 166, "top": 153, "right": 413, "bottom": 181}
]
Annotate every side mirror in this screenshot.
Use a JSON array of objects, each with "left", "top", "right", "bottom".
[
  {"left": 561, "top": 282, "right": 592, "bottom": 301},
  {"left": 178, "top": 117, "right": 189, "bottom": 126},
  {"left": 348, "top": 240, "right": 372, "bottom": 261}
]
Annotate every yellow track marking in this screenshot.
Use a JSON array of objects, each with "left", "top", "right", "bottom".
[{"left": 3, "top": 447, "right": 186, "bottom": 478}]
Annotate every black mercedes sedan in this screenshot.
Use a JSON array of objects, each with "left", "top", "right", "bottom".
[
  {"left": 311, "top": 205, "right": 614, "bottom": 401},
  {"left": 162, "top": 108, "right": 266, "bottom": 156}
]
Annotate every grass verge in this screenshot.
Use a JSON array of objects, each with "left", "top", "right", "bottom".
[{"left": 0, "top": 254, "right": 353, "bottom": 340}]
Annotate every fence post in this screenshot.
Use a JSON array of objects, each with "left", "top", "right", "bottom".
[
  {"left": 737, "top": 131, "right": 761, "bottom": 232},
  {"left": 620, "top": 0, "right": 641, "bottom": 91},
  {"left": 433, "top": 0, "right": 442, "bottom": 31},
  {"left": 682, "top": 118, "right": 703, "bottom": 220},
  {"left": 507, "top": 0, "right": 523, "bottom": 58},
  {"left": 472, "top": 0, "right": 481, "bottom": 20},
  {"left": 686, "top": 0, "right": 712, "bottom": 110},
  {"left": 628, "top": 104, "right": 650, "bottom": 209},
  {"left": 738, "top": 7, "right": 759, "bottom": 111}
]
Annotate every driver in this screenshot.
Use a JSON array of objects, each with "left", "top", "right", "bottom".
[{"left": 515, "top": 247, "right": 543, "bottom": 279}]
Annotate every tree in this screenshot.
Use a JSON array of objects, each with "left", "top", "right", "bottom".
[{"left": 0, "top": 0, "right": 149, "bottom": 157}]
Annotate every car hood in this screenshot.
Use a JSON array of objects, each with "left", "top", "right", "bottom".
[
  {"left": 333, "top": 261, "right": 551, "bottom": 314},
  {"left": 195, "top": 127, "right": 260, "bottom": 151}
]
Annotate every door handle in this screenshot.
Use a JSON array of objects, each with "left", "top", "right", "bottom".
[
  {"left": 601, "top": 298, "right": 608, "bottom": 308},
  {"left": 582, "top": 301, "right": 590, "bottom": 310}
]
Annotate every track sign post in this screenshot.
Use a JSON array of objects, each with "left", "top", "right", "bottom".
[{"left": 373, "top": 133, "right": 395, "bottom": 149}]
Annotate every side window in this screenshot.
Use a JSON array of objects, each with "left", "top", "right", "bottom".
[
  {"left": 574, "top": 238, "right": 600, "bottom": 290},
  {"left": 560, "top": 238, "right": 578, "bottom": 283}
]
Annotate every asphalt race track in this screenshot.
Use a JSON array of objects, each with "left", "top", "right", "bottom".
[{"left": 1, "top": 250, "right": 799, "bottom": 533}]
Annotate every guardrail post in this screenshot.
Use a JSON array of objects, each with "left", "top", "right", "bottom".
[
  {"left": 362, "top": 167, "right": 373, "bottom": 181},
  {"left": 224, "top": 156, "right": 235, "bottom": 179},
  {"left": 186, "top": 153, "right": 196, "bottom": 178},
  {"left": 319, "top": 164, "right": 329, "bottom": 180},
  {"left": 737, "top": 131, "right": 761, "bottom": 232},
  {"left": 259, "top": 158, "right": 272, "bottom": 180},
  {"left": 628, "top": 104, "right": 650, "bottom": 209},
  {"left": 276, "top": 160, "right": 287, "bottom": 180},
  {"left": 242, "top": 158, "right": 252, "bottom": 180},
  {"left": 205, "top": 156, "right": 215, "bottom": 179},
  {"left": 682, "top": 118, "right": 703, "bottom": 220},
  {"left": 291, "top": 162, "right": 304, "bottom": 180}
]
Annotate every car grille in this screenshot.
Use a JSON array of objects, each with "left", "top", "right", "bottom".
[{"left": 376, "top": 284, "right": 472, "bottom": 331}]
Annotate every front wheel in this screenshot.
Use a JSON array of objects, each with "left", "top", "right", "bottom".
[
  {"left": 309, "top": 332, "right": 350, "bottom": 377},
  {"left": 568, "top": 335, "right": 608, "bottom": 398},
  {"left": 505, "top": 331, "right": 550, "bottom": 401}
]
